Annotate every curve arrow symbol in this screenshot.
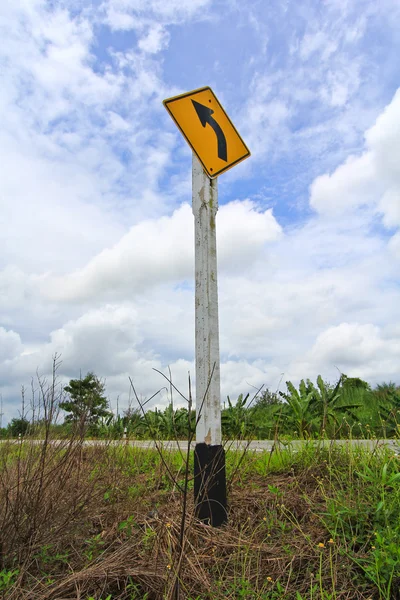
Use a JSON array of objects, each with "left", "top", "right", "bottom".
[{"left": 192, "top": 100, "right": 227, "bottom": 162}]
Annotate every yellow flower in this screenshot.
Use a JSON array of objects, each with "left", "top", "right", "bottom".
[
  {"left": 267, "top": 577, "right": 273, "bottom": 582},
  {"left": 318, "top": 543, "right": 325, "bottom": 548},
  {"left": 328, "top": 539, "right": 334, "bottom": 544},
  {"left": 371, "top": 546, "right": 376, "bottom": 550},
  {"left": 166, "top": 523, "right": 171, "bottom": 528},
  {"left": 167, "top": 564, "right": 171, "bottom": 570},
  {"left": 263, "top": 517, "right": 267, "bottom": 522}
]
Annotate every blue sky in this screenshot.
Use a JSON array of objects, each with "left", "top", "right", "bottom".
[{"left": 1, "top": 0, "right": 400, "bottom": 424}]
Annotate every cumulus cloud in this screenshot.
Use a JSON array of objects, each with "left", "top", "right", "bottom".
[
  {"left": 41, "top": 201, "right": 282, "bottom": 302},
  {"left": 0, "top": 328, "right": 23, "bottom": 363},
  {"left": 306, "top": 322, "right": 400, "bottom": 381},
  {"left": 0, "top": 0, "right": 175, "bottom": 279},
  {"left": 310, "top": 88, "right": 400, "bottom": 230}
]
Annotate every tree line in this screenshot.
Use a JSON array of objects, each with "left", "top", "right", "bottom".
[{"left": 2, "top": 371, "right": 400, "bottom": 440}]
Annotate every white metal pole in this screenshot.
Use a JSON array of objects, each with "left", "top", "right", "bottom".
[{"left": 192, "top": 153, "right": 221, "bottom": 445}]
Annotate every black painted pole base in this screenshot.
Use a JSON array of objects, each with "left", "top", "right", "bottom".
[{"left": 194, "top": 443, "right": 227, "bottom": 527}]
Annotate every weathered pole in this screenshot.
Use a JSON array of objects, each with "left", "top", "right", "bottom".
[{"left": 192, "top": 153, "right": 227, "bottom": 527}]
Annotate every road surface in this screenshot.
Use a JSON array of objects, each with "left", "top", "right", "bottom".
[{"left": 3, "top": 439, "right": 399, "bottom": 454}]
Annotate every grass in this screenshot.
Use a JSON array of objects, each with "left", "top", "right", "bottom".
[{"left": 0, "top": 440, "right": 399, "bottom": 599}]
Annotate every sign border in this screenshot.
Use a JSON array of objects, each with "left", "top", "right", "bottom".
[{"left": 163, "top": 86, "right": 251, "bottom": 179}]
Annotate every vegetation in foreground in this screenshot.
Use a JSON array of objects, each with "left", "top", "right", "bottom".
[
  {"left": 0, "top": 439, "right": 399, "bottom": 600},
  {"left": 1, "top": 360, "right": 399, "bottom": 598}
]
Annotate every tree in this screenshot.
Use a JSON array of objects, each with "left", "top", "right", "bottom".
[
  {"left": 60, "top": 372, "right": 110, "bottom": 431},
  {"left": 254, "top": 388, "right": 282, "bottom": 409},
  {"left": 251, "top": 389, "right": 284, "bottom": 438},
  {"left": 8, "top": 417, "right": 29, "bottom": 437},
  {"left": 341, "top": 375, "right": 370, "bottom": 392}
]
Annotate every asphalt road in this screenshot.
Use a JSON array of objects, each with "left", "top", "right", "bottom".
[
  {"left": 3, "top": 439, "right": 399, "bottom": 453},
  {"left": 116, "top": 439, "right": 400, "bottom": 454}
]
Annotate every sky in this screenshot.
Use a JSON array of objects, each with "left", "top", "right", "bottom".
[{"left": 1, "top": 0, "right": 400, "bottom": 424}]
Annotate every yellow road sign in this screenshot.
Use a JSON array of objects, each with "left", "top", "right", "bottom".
[{"left": 163, "top": 86, "right": 250, "bottom": 178}]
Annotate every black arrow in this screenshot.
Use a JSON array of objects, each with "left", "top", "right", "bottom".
[{"left": 192, "top": 100, "right": 227, "bottom": 162}]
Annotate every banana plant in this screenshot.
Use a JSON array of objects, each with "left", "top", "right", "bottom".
[
  {"left": 307, "top": 375, "right": 348, "bottom": 436},
  {"left": 221, "top": 393, "right": 252, "bottom": 439},
  {"left": 297, "top": 375, "right": 361, "bottom": 438},
  {"left": 279, "top": 379, "right": 317, "bottom": 438},
  {"left": 157, "top": 403, "right": 176, "bottom": 440},
  {"left": 376, "top": 383, "right": 400, "bottom": 437},
  {"left": 158, "top": 404, "right": 191, "bottom": 439}
]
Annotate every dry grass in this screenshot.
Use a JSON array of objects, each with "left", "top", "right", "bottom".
[{"left": 0, "top": 441, "right": 398, "bottom": 599}]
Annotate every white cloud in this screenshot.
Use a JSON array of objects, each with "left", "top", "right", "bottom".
[
  {"left": 0, "top": 328, "right": 23, "bottom": 363},
  {"left": 218, "top": 201, "right": 282, "bottom": 270},
  {"left": 389, "top": 232, "right": 400, "bottom": 258},
  {"left": 378, "top": 189, "right": 400, "bottom": 229},
  {"left": 310, "top": 88, "right": 400, "bottom": 229},
  {"left": 0, "top": 307, "right": 196, "bottom": 418},
  {"left": 241, "top": 74, "right": 292, "bottom": 159},
  {"left": 220, "top": 360, "right": 282, "bottom": 401},
  {"left": 309, "top": 152, "right": 377, "bottom": 214},
  {"left": 1, "top": 201, "right": 400, "bottom": 422},
  {"left": 41, "top": 201, "right": 282, "bottom": 302},
  {"left": 307, "top": 322, "right": 400, "bottom": 381},
  {"left": 103, "top": 0, "right": 213, "bottom": 30},
  {"left": 0, "top": 0, "right": 180, "bottom": 280},
  {"left": 138, "top": 24, "right": 170, "bottom": 54},
  {"left": 300, "top": 31, "right": 337, "bottom": 61}
]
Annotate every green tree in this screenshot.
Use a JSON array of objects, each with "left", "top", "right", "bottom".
[
  {"left": 60, "top": 372, "right": 110, "bottom": 431},
  {"left": 341, "top": 375, "right": 371, "bottom": 392},
  {"left": 8, "top": 417, "right": 29, "bottom": 437},
  {"left": 251, "top": 389, "right": 284, "bottom": 438}
]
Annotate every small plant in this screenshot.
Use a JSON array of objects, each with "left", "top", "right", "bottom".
[
  {"left": 363, "top": 528, "right": 400, "bottom": 599},
  {"left": 126, "top": 579, "right": 151, "bottom": 599},
  {"left": 140, "top": 526, "right": 157, "bottom": 551},
  {"left": 36, "top": 543, "right": 70, "bottom": 566},
  {"left": 0, "top": 568, "right": 19, "bottom": 591},
  {"left": 84, "top": 533, "right": 105, "bottom": 562},
  {"left": 118, "top": 514, "right": 136, "bottom": 537}
]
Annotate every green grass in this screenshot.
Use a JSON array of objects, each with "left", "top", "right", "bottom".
[{"left": 0, "top": 441, "right": 399, "bottom": 599}]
